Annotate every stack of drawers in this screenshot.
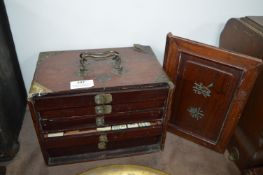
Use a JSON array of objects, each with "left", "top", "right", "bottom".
[{"left": 28, "top": 47, "right": 172, "bottom": 165}]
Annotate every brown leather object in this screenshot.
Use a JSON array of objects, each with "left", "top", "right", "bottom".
[
  {"left": 243, "top": 166, "right": 263, "bottom": 175},
  {"left": 220, "top": 16, "right": 263, "bottom": 59},
  {"left": 220, "top": 16, "right": 263, "bottom": 170}
]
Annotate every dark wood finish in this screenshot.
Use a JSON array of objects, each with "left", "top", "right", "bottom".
[
  {"left": 0, "top": 166, "right": 5, "bottom": 175},
  {"left": 44, "top": 126, "right": 162, "bottom": 149},
  {"left": 39, "top": 100, "right": 165, "bottom": 118},
  {"left": 47, "top": 136, "right": 160, "bottom": 157},
  {"left": 34, "top": 87, "right": 168, "bottom": 111},
  {"left": 41, "top": 109, "right": 163, "bottom": 132},
  {"left": 49, "top": 144, "right": 161, "bottom": 166},
  {"left": 243, "top": 167, "right": 263, "bottom": 175},
  {"left": 28, "top": 46, "right": 172, "bottom": 165},
  {"left": 0, "top": 0, "right": 27, "bottom": 161},
  {"left": 45, "top": 127, "right": 162, "bottom": 157},
  {"left": 220, "top": 16, "right": 263, "bottom": 170},
  {"left": 164, "top": 33, "right": 262, "bottom": 152},
  {"left": 30, "top": 47, "right": 170, "bottom": 93}
]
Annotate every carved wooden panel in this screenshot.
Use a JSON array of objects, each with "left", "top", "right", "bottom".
[{"left": 164, "top": 33, "right": 262, "bottom": 152}]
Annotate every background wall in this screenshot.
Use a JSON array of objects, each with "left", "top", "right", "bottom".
[{"left": 4, "top": 0, "right": 263, "bottom": 91}]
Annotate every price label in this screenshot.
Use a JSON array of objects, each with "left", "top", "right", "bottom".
[{"left": 70, "top": 80, "right": 94, "bottom": 89}]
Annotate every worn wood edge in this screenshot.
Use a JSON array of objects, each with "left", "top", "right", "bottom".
[
  {"left": 28, "top": 81, "right": 52, "bottom": 99},
  {"left": 160, "top": 81, "right": 175, "bottom": 150},
  {"left": 31, "top": 83, "right": 169, "bottom": 100},
  {"left": 28, "top": 102, "right": 50, "bottom": 163},
  {"left": 167, "top": 124, "right": 224, "bottom": 153},
  {"left": 167, "top": 33, "right": 263, "bottom": 70},
  {"left": 216, "top": 65, "right": 262, "bottom": 152}
]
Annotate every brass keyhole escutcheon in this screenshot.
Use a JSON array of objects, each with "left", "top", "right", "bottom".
[
  {"left": 98, "top": 142, "right": 107, "bottom": 150},
  {"left": 96, "top": 117, "right": 105, "bottom": 126},
  {"left": 99, "top": 134, "right": 108, "bottom": 142},
  {"left": 228, "top": 146, "right": 240, "bottom": 161},
  {"left": 98, "top": 134, "right": 108, "bottom": 150},
  {"left": 95, "top": 105, "right": 112, "bottom": 115},
  {"left": 95, "top": 94, "right": 112, "bottom": 105}
]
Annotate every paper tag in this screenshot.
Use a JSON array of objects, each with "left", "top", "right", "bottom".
[
  {"left": 70, "top": 80, "right": 94, "bottom": 89},
  {"left": 47, "top": 132, "right": 64, "bottom": 138},
  {"left": 97, "top": 126, "right": 111, "bottom": 131}
]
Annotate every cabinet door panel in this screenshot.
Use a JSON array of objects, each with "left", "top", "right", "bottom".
[
  {"left": 164, "top": 33, "right": 263, "bottom": 152},
  {"left": 173, "top": 52, "right": 241, "bottom": 143}
]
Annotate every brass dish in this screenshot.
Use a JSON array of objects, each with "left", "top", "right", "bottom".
[{"left": 79, "top": 164, "right": 169, "bottom": 175}]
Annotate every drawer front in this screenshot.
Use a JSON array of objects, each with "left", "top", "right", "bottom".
[
  {"left": 34, "top": 87, "right": 168, "bottom": 111},
  {"left": 170, "top": 53, "right": 241, "bottom": 143},
  {"left": 41, "top": 109, "right": 163, "bottom": 132},
  {"left": 44, "top": 126, "right": 162, "bottom": 149},
  {"left": 47, "top": 136, "right": 160, "bottom": 157},
  {"left": 44, "top": 126, "right": 162, "bottom": 157},
  {"left": 39, "top": 100, "right": 165, "bottom": 119}
]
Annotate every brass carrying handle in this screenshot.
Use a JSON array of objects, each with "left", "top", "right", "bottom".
[{"left": 79, "top": 50, "right": 123, "bottom": 73}]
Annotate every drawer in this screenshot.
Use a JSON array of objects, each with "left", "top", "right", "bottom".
[
  {"left": 41, "top": 109, "right": 163, "bottom": 132},
  {"left": 44, "top": 126, "right": 162, "bottom": 157},
  {"left": 34, "top": 87, "right": 168, "bottom": 111},
  {"left": 47, "top": 136, "right": 160, "bottom": 157},
  {"left": 44, "top": 125, "right": 162, "bottom": 149},
  {"left": 39, "top": 100, "right": 165, "bottom": 119}
]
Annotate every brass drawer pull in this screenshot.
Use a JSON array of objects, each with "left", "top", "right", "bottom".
[
  {"left": 99, "top": 134, "right": 108, "bottom": 142},
  {"left": 96, "top": 117, "right": 105, "bottom": 126},
  {"left": 79, "top": 50, "right": 122, "bottom": 75},
  {"left": 95, "top": 105, "right": 112, "bottom": 115},
  {"left": 95, "top": 94, "right": 112, "bottom": 105},
  {"left": 228, "top": 146, "right": 240, "bottom": 161},
  {"left": 98, "top": 142, "right": 107, "bottom": 150},
  {"left": 98, "top": 134, "right": 108, "bottom": 150}
]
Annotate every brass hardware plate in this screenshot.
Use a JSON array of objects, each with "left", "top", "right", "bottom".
[
  {"left": 28, "top": 81, "right": 52, "bottom": 99},
  {"left": 99, "top": 134, "right": 108, "bottom": 142},
  {"left": 228, "top": 146, "right": 240, "bottom": 161},
  {"left": 95, "top": 105, "right": 112, "bottom": 115},
  {"left": 95, "top": 94, "right": 112, "bottom": 105},
  {"left": 96, "top": 117, "right": 105, "bottom": 126},
  {"left": 98, "top": 142, "right": 107, "bottom": 150},
  {"left": 79, "top": 164, "right": 169, "bottom": 175}
]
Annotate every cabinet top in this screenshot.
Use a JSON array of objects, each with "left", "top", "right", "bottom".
[{"left": 28, "top": 46, "right": 170, "bottom": 98}]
